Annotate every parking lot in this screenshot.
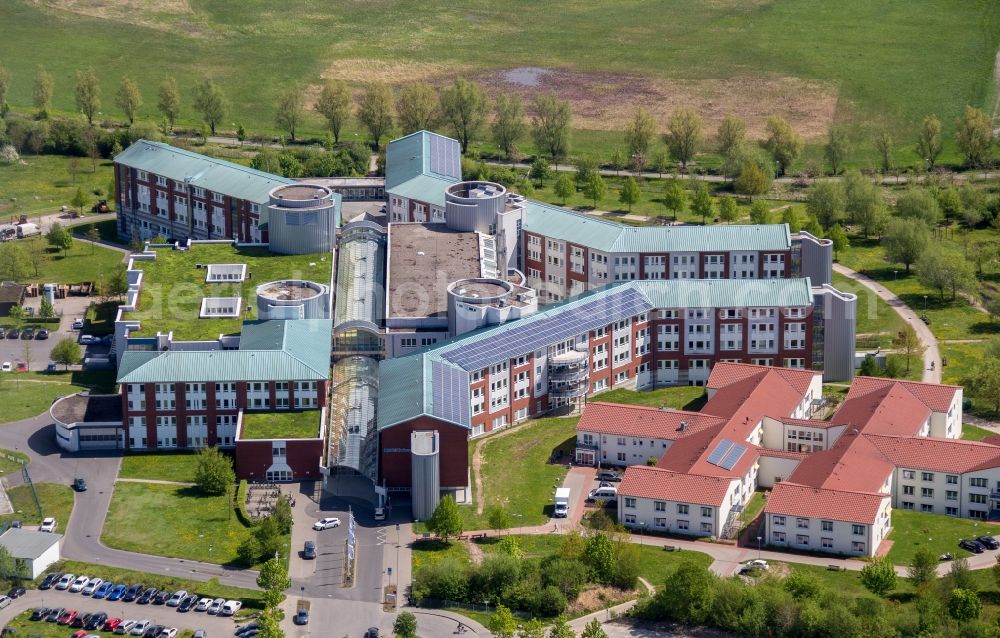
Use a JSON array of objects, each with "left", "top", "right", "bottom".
[{"left": 0, "top": 300, "right": 110, "bottom": 372}]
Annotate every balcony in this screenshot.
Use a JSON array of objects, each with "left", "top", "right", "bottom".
[
  {"left": 549, "top": 385, "right": 588, "bottom": 399},
  {"left": 990, "top": 491, "right": 1000, "bottom": 500}
]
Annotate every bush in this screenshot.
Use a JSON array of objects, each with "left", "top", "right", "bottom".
[
  {"left": 411, "top": 557, "right": 470, "bottom": 604},
  {"left": 541, "top": 558, "right": 589, "bottom": 598},
  {"left": 193, "top": 447, "right": 235, "bottom": 495},
  {"left": 235, "top": 480, "right": 251, "bottom": 525},
  {"left": 536, "top": 585, "right": 568, "bottom": 617}
]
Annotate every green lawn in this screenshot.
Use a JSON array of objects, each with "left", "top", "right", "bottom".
[
  {"left": 590, "top": 385, "right": 706, "bottom": 411},
  {"left": 0, "top": 483, "right": 75, "bottom": 534},
  {"left": 8, "top": 236, "right": 125, "bottom": 287},
  {"left": 241, "top": 410, "right": 321, "bottom": 440},
  {"left": 962, "top": 423, "right": 995, "bottom": 442},
  {"left": 740, "top": 490, "right": 767, "bottom": 534},
  {"left": 885, "top": 509, "right": 992, "bottom": 565},
  {"left": 831, "top": 272, "right": 907, "bottom": 349},
  {"left": 119, "top": 452, "right": 200, "bottom": 483},
  {"left": 0, "top": 1, "right": 997, "bottom": 168},
  {"left": 0, "top": 447, "right": 29, "bottom": 476},
  {"left": 73, "top": 219, "right": 125, "bottom": 245},
  {"left": 0, "top": 154, "right": 114, "bottom": 218},
  {"left": 102, "top": 482, "right": 255, "bottom": 565},
  {"left": 0, "top": 371, "right": 110, "bottom": 424},
  {"left": 411, "top": 538, "right": 472, "bottom": 572}
]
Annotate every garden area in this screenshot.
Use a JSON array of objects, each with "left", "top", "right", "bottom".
[{"left": 0, "top": 483, "right": 74, "bottom": 533}]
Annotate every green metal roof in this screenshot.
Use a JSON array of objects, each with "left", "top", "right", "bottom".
[
  {"left": 118, "top": 319, "right": 332, "bottom": 383},
  {"left": 115, "top": 140, "right": 294, "bottom": 204},
  {"left": 523, "top": 200, "right": 792, "bottom": 253},
  {"left": 377, "top": 278, "right": 815, "bottom": 430},
  {"left": 384, "top": 131, "right": 461, "bottom": 204}
]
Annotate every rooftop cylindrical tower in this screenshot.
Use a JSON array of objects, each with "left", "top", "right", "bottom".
[
  {"left": 267, "top": 184, "right": 338, "bottom": 255},
  {"left": 444, "top": 181, "right": 507, "bottom": 234}
]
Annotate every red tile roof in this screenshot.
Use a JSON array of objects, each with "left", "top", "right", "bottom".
[
  {"left": 757, "top": 447, "right": 810, "bottom": 461},
  {"left": 619, "top": 465, "right": 734, "bottom": 507},
  {"left": 831, "top": 383, "right": 931, "bottom": 437},
  {"left": 575, "top": 403, "right": 724, "bottom": 440},
  {"left": 865, "top": 434, "right": 1000, "bottom": 474},
  {"left": 786, "top": 433, "right": 894, "bottom": 493},
  {"left": 764, "top": 482, "right": 889, "bottom": 525},
  {"left": 707, "top": 361, "right": 817, "bottom": 397},
  {"left": 845, "top": 376, "right": 960, "bottom": 414}
]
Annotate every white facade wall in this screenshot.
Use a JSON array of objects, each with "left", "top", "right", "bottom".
[
  {"left": 618, "top": 479, "right": 741, "bottom": 538},
  {"left": 577, "top": 430, "right": 674, "bottom": 467},
  {"left": 764, "top": 498, "right": 891, "bottom": 557},
  {"left": 756, "top": 455, "right": 802, "bottom": 488}
]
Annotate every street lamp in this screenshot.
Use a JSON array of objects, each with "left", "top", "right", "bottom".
[
  {"left": 756, "top": 535, "right": 762, "bottom": 560},
  {"left": 923, "top": 295, "right": 928, "bottom": 311},
  {"left": 638, "top": 521, "right": 646, "bottom": 546},
  {"left": 893, "top": 270, "right": 898, "bottom": 280}
]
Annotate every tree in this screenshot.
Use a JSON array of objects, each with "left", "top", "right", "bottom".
[
  {"left": 529, "top": 157, "right": 552, "bottom": 186},
  {"left": 918, "top": 248, "right": 975, "bottom": 301},
  {"left": 824, "top": 127, "right": 850, "bottom": 175},
  {"left": 860, "top": 556, "right": 896, "bottom": 596},
  {"left": 896, "top": 188, "right": 941, "bottom": 226},
  {"left": 439, "top": 78, "right": 487, "bottom": 153},
  {"left": 546, "top": 617, "right": 575, "bottom": 638},
  {"left": 517, "top": 619, "right": 545, "bottom": 638},
  {"left": 74, "top": 68, "right": 101, "bottom": 125},
  {"left": 583, "top": 533, "right": 615, "bottom": 584},
  {"left": 256, "top": 607, "right": 283, "bottom": 638},
  {"left": 781, "top": 206, "right": 802, "bottom": 233},
  {"left": 690, "top": 181, "right": 712, "bottom": 224},
  {"left": 270, "top": 494, "right": 292, "bottom": 534},
  {"left": 486, "top": 505, "right": 512, "bottom": 534},
  {"left": 51, "top": 338, "right": 82, "bottom": 370},
  {"left": 116, "top": 76, "right": 143, "bottom": 125},
  {"left": 858, "top": 354, "right": 880, "bottom": 377},
  {"left": 763, "top": 116, "right": 802, "bottom": 175},
  {"left": 315, "top": 80, "right": 352, "bottom": 144},
  {"left": 70, "top": 187, "right": 88, "bottom": 216},
  {"left": 907, "top": 547, "right": 938, "bottom": 586},
  {"left": 948, "top": 588, "right": 982, "bottom": 621},
  {"left": 580, "top": 621, "right": 607, "bottom": 638},
  {"left": 718, "top": 196, "right": 738, "bottom": 223},
  {"left": 0, "top": 64, "right": 9, "bottom": 115},
  {"left": 531, "top": 93, "right": 572, "bottom": 164},
  {"left": 734, "top": 161, "right": 771, "bottom": 199},
  {"left": 257, "top": 557, "right": 290, "bottom": 607},
  {"left": 619, "top": 176, "right": 641, "bottom": 212},
  {"left": 393, "top": 82, "right": 437, "bottom": 136},
  {"left": 7, "top": 305, "right": 25, "bottom": 329},
  {"left": 806, "top": 181, "right": 845, "bottom": 229},
  {"left": 828, "top": 224, "right": 848, "bottom": 260},
  {"left": 608, "top": 147, "right": 626, "bottom": 175},
  {"left": 749, "top": 200, "right": 771, "bottom": 225},
  {"left": 357, "top": 82, "right": 394, "bottom": 149},
  {"left": 193, "top": 78, "right": 226, "bottom": 135},
  {"left": 47, "top": 222, "right": 73, "bottom": 256},
  {"left": 33, "top": 66, "right": 53, "bottom": 117},
  {"left": 874, "top": 128, "right": 893, "bottom": 173},
  {"left": 275, "top": 86, "right": 305, "bottom": 141},
  {"left": 649, "top": 150, "right": 670, "bottom": 178},
  {"left": 717, "top": 114, "right": 746, "bottom": 158},
  {"left": 955, "top": 105, "right": 993, "bottom": 168},
  {"left": 624, "top": 108, "right": 656, "bottom": 169},
  {"left": 488, "top": 605, "right": 517, "bottom": 638},
  {"left": 193, "top": 446, "right": 235, "bottom": 496},
  {"left": 883, "top": 219, "right": 929, "bottom": 273},
  {"left": 393, "top": 612, "right": 418, "bottom": 638},
  {"left": 656, "top": 562, "right": 715, "bottom": 624},
  {"left": 582, "top": 172, "right": 607, "bottom": 209},
  {"left": 553, "top": 173, "right": 574, "bottom": 205},
  {"left": 39, "top": 297, "right": 54, "bottom": 319},
  {"left": 427, "top": 495, "right": 463, "bottom": 541},
  {"left": 893, "top": 325, "right": 926, "bottom": 375},
  {"left": 664, "top": 108, "right": 702, "bottom": 170},
  {"left": 0, "top": 243, "right": 30, "bottom": 282},
  {"left": 491, "top": 93, "right": 525, "bottom": 161},
  {"left": 157, "top": 77, "right": 180, "bottom": 132},
  {"left": 916, "top": 115, "right": 942, "bottom": 168},
  {"left": 844, "top": 171, "right": 886, "bottom": 238},
  {"left": 67, "top": 157, "right": 80, "bottom": 183},
  {"left": 662, "top": 180, "right": 687, "bottom": 221}
]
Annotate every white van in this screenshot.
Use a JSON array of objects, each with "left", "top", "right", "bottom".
[{"left": 589, "top": 486, "right": 618, "bottom": 500}]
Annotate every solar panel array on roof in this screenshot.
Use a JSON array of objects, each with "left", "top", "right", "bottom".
[
  {"left": 706, "top": 439, "right": 734, "bottom": 466},
  {"left": 441, "top": 287, "right": 653, "bottom": 371},
  {"left": 429, "top": 135, "right": 461, "bottom": 181},
  {"left": 431, "top": 359, "right": 470, "bottom": 424},
  {"left": 711, "top": 439, "right": 748, "bottom": 471}
]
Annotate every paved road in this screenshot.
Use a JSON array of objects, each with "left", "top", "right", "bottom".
[{"left": 833, "top": 263, "right": 941, "bottom": 383}]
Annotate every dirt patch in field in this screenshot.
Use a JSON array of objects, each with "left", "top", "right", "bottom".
[
  {"left": 28, "top": 0, "right": 203, "bottom": 34},
  {"left": 568, "top": 585, "right": 636, "bottom": 616},
  {"left": 477, "top": 68, "right": 839, "bottom": 141},
  {"left": 322, "top": 58, "right": 470, "bottom": 85}
]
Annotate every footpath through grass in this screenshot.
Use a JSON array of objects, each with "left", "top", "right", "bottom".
[{"left": 0, "top": 483, "right": 74, "bottom": 534}]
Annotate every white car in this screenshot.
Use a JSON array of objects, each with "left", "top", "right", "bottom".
[
  {"left": 72, "top": 319, "right": 85, "bottom": 330},
  {"left": 79, "top": 335, "right": 99, "bottom": 345},
  {"left": 166, "top": 590, "right": 188, "bottom": 607},
  {"left": 69, "top": 575, "right": 90, "bottom": 592},
  {"left": 313, "top": 517, "right": 341, "bottom": 530},
  {"left": 130, "top": 621, "right": 151, "bottom": 636},
  {"left": 55, "top": 573, "right": 76, "bottom": 590},
  {"left": 40, "top": 517, "right": 57, "bottom": 532},
  {"left": 739, "top": 559, "right": 770, "bottom": 575},
  {"left": 159, "top": 629, "right": 178, "bottom": 638},
  {"left": 220, "top": 600, "right": 242, "bottom": 616},
  {"left": 207, "top": 598, "right": 225, "bottom": 615},
  {"left": 195, "top": 598, "right": 212, "bottom": 612},
  {"left": 82, "top": 578, "right": 104, "bottom": 595},
  {"left": 1, "top": 362, "right": 11, "bottom": 372}
]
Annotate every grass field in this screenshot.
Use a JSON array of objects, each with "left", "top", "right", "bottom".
[
  {"left": 2, "top": 235, "right": 125, "bottom": 287},
  {"left": 0, "top": 447, "right": 29, "bottom": 476},
  {"left": 118, "top": 452, "right": 200, "bottom": 483},
  {"left": 0, "top": 371, "right": 113, "bottom": 424},
  {"left": 241, "top": 410, "right": 321, "bottom": 439},
  {"left": 590, "top": 385, "right": 707, "bottom": 411},
  {"left": 0, "top": 1, "right": 997, "bottom": 168},
  {"left": 0, "top": 154, "right": 114, "bottom": 218},
  {"left": 102, "top": 482, "right": 254, "bottom": 565},
  {"left": 0, "top": 483, "right": 75, "bottom": 533},
  {"left": 884, "top": 509, "right": 992, "bottom": 565},
  {"left": 962, "top": 423, "right": 996, "bottom": 442}
]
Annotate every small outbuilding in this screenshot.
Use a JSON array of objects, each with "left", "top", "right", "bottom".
[
  {"left": 0, "top": 282, "right": 26, "bottom": 317},
  {"left": 0, "top": 528, "right": 62, "bottom": 579}
]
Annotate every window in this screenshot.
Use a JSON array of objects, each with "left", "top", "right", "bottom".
[
  {"left": 821, "top": 537, "right": 833, "bottom": 549},
  {"left": 821, "top": 520, "right": 833, "bottom": 532},
  {"left": 773, "top": 515, "right": 785, "bottom": 526},
  {"left": 920, "top": 504, "right": 934, "bottom": 513},
  {"left": 700, "top": 522, "right": 712, "bottom": 533},
  {"left": 946, "top": 507, "right": 959, "bottom": 516},
  {"left": 796, "top": 535, "right": 809, "bottom": 546},
  {"left": 654, "top": 501, "right": 666, "bottom": 512},
  {"left": 701, "top": 507, "right": 712, "bottom": 517},
  {"left": 902, "top": 470, "right": 915, "bottom": 480},
  {"left": 796, "top": 518, "right": 809, "bottom": 529},
  {"left": 624, "top": 498, "right": 636, "bottom": 509},
  {"left": 946, "top": 490, "right": 958, "bottom": 501},
  {"left": 903, "top": 485, "right": 914, "bottom": 495},
  {"left": 772, "top": 531, "right": 786, "bottom": 543},
  {"left": 902, "top": 501, "right": 914, "bottom": 510},
  {"left": 947, "top": 475, "right": 958, "bottom": 484},
  {"left": 400, "top": 338, "right": 417, "bottom": 349},
  {"left": 677, "top": 504, "right": 689, "bottom": 515},
  {"left": 852, "top": 524, "right": 865, "bottom": 536},
  {"left": 654, "top": 517, "right": 667, "bottom": 529},
  {"left": 677, "top": 520, "right": 689, "bottom": 530},
  {"left": 921, "top": 488, "right": 934, "bottom": 498},
  {"left": 921, "top": 472, "right": 935, "bottom": 481},
  {"left": 971, "top": 478, "right": 988, "bottom": 488},
  {"left": 970, "top": 493, "right": 988, "bottom": 504},
  {"left": 851, "top": 541, "right": 866, "bottom": 553}
]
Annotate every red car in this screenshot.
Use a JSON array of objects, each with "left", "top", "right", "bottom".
[
  {"left": 73, "top": 630, "right": 88, "bottom": 638},
  {"left": 57, "top": 610, "right": 78, "bottom": 625},
  {"left": 104, "top": 618, "right": 124, "bottom": 631}
]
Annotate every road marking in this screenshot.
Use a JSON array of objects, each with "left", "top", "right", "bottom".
[{"left": 375, "top": 528, "right": 387, "bottom": 545}]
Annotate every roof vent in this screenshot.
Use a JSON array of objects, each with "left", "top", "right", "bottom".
[
  {"left": 417, "top": 251, "right": 425, "bottom": 256},
  {"left": 678, "top": 420, "right": 688, "bottom": 431}
]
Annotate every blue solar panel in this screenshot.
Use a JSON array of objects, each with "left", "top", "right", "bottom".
[
  {"left": 440, "top": 287, "right": 653, "bottom": 371},
  {"left": 706, "top": 439, "right": 734, "bottom": 466},
  {"left": 719, "top": 444, "right": 748, "bottom": 471},
  {"left": 429, "top": 134, "right": 461, "bottom": 181},
  {"left": 431, "top": 360, "right": 470, "bottom": 425}
]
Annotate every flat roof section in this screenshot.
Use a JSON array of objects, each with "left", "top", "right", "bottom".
[
  {"left": 273, "top": 184, "right": 329, "bottom": 200},
  {"left": 388, "top": 224, "right": 481, "bottom": 319},
  {"left": 50, "top": 393, "right": 123, "bottom": 425}
]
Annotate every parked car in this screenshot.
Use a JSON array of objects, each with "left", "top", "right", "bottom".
[
  {"left": 36, "top": 329, "right": 49, "bottom": 340},
  {"left": 208, "top": 599, "right": 225, "bottom": 615},
  {"left": 0, "top": 328, "right": 5, "bottom": 339},
  {"left": 195, "top": 598, "right": 212, "bottom": 612},
  {"left": 136, "top": 588, "right": 158, "bottom": 605},
  {"left": 93, "top": 581, "right": 114, "bottom": 599},
  {"left": 178, "top": 595, "right": 198, "bottom": 612},
  {"left": 193, "top": 631, "right": 206, "bottom": 638},
  {"left": 72, "top": 319, "right": 85, "bottom": 330},
  {"left": 30, "top": 608, "right": 50, "bottom": 621},
  {"left": 57, "top": 610, "right": 78, "bottom": 625},
  {"left": 234, "top": 623, "right": 258, "bottom": 635},
  {"left": 37, "top": 572, "right": 58, "bottom": 591},
  {"left": 739, "top": 559, "right": 770, "bottom": 575},
  {"left": 71, "top": 613, "right": 91, "bottom": 628},
  {"left": 153, "top": 591, "right": 170, "bottom": 605},
  {"left": 81, "top": 578, "right": 104, "bottom": 595},
  {"left": 130, "top": 620, "right": 151, "bottom": 636},
  {"left": 45, "top": 608, "right": 66, "bottom": 622},
  {"left": 72, "top": 630, "right": 88, "bottom": 638},
  {"left": 978, "top": 535, "right": 1000, "bottom": 550},
  {"left": 165, "top": 590, "right": 188, "bottom": 607},
  {"left": 143, "top": 625, "right": 164, "bottom": 638},
  {"left": 313, "top": 517, "right": 341, "bottom": 530},
  {"left": 598, "top": 471, "right": 622, "bottom": 482},
  {"left": 108, "top": 583, "right": 128, "bottom": 601},
  {"left": 7, "top": 586, "right": 26, "bottom": 599},
  {"left": 0, "top": 596, "right": 11, "bottom": 610},
  {"left": 220, "top": 601, "right": 242, "bottom": 616},
  {"left": 588, "top": 486, "right": 617, "bottom": 500},
  {"left": 21, "top": 327, "right": 34, "bottom": 340},
  {"left": 302, "top": 540, "right": 316, "bottom": 559},
  {"left": 6, "top": 329, "right": 18, "bottom": 339},
  {"left": 73, "top": 477, "right": 88, "bottom": 492},
  {"left": 365, "top": 628, "right": 381, "bottom": 638},
  {"left": 104, "top": 618, "right": 124, "bottom": 631},
  {"left": 116, "top": 620, "right": 138, "bottom": 635},
  {"left": 79, "top": 334, "right": 98, "bottom": 345},
  {"left": 55, "top": 573, "right": 76, "bottom": 590},
  {"left": 293, "top": 609, "right": 308, "bottom": 626},
  {"left": 160, "top": 629, "right": 178, "bottom": 638},
  {"left": 40, "top": 517, "right": 57, "bottom": 532},
  {"left": 0, "top": 362, "right": 10, "bottom": 372},
  {"left": 123, "top": 584, "right": 144, "bottom": 602},
  {"left": 86, "top": 613, "right": 108, "bottom": 630},
  {"left": 959, "top": 539, "right": 985, "bottom": 554}
]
